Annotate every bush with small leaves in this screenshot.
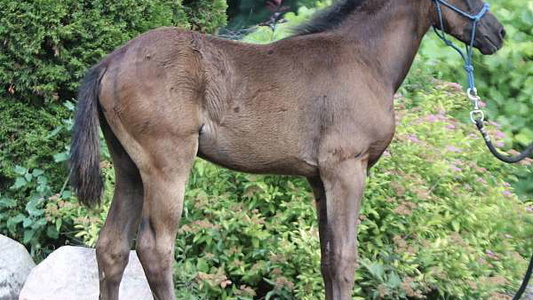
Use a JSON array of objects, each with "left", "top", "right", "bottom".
[{"left": 0, "top": 0, "right": 227, "bottom": 104}]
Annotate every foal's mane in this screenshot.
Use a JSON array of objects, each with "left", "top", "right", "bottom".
[{"left": 292, "top": 0, "right": 368, "bottom": 36}]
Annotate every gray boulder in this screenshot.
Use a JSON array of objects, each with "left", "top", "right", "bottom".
[
  {"left": 0, "top": 235, "right": 35, "bottom": 300},
  {"left": 19, "top": 246, "right": 152, "bottom": 300}
]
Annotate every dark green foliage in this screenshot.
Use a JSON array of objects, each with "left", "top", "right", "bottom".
[
  {"left": 0, "top": 0, "right": 227, "bottom": 104},
  {"left": 0, "top": 162, "right": 112, "bottom": 260},
  {"left": 0, "top": 101, "right": 70, "bottom": 191},
  {"left": 0, "top": 100, "right": 97, "bottom": 259},
  {"left": 184, "top": 0, "right": 229, "bottom": 33}
]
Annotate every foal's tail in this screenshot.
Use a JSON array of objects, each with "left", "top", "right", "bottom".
[{"left": 69, "top": 66, "right": 107, "bottom": 207}]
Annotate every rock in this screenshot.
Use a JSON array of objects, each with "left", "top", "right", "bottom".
[
  {"left": 0, "top": 234, "right": 35, "bottom": 300},
  {"left": 19, "top": 246, "right": 152, "bottom": 300}
]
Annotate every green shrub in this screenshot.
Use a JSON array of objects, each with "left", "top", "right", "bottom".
[
  {"left": 0, "top": 100, "right": 111, "bottom": 259},
  {"left": 0, "top": 100, "right": 67, "bottom": 257},
  {"left": 0, "top": 0, "right": 227, "bottom": 104},
  {"left": 184, "top": 0, "right": 229, "bottom": 33},
  {"left": 359, "top": 82, "right": 531, "bottom": 299},
  {"left": 0, "top": 101, "right": 70, "bottom": 191},
  {"left": 0, "top": 163, "right": 111, "bottom": 259}
]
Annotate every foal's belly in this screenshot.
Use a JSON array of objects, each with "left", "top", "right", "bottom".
[{"left": 197, "top": 120, "right": 318, "bottom": 177}]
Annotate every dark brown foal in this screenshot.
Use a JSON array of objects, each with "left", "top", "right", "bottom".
[{"left": 70, "top": 0, "right": 505, "bottom": 299}]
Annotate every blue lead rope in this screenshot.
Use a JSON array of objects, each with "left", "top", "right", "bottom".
[{"left": 432, "top": 0, "right": 490, "bottom": 101}]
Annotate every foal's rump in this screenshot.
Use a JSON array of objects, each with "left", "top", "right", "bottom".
[
  {"left": 97, "top": 28, "right": 206, "bottom": 166},
  {"left": 70, "top": 27, "right": 208, "bottom": 205}
]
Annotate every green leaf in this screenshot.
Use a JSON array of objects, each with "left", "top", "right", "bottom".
[
  {"left": 0, "top": 197, "right": 17, "bottom": 208},
  {"left": 46, "top": 125, "right": 63, "bottom": 138},
  {"left": 61, "top": 190, "right": 72, "bottom": 198},
  {"left": 515, "top": 128, "right": 533, "bottom": 145},
  {"left": 32, "top": 218, "right": 47, "bottom": 228},
  {"left": 451, "top": 220, "right": 461, "bottom": 232},
  {"left": 365, "top": 262, "right": 385, "bottom": 280},
  {"left": 14, "top": 165, "right": 27, "bottom": 175},
  {"left": 23, "top": 229, "right": 35, "bottom": 244},
  {"left": 196, "top": 258, "right": 209, "bottom": 273},
  {"left": 37, "top": 176, "right": 48, "bottom": 185},
  {"left": 47, "top": 225, "right": 59, "bottom": 239},
  {"left": 24, "top": 173, "right": 33, "bottom": 182},
  {"left": 26, "top": 198, "right": 42, "bottom": 215},
  {"left": 32, "top": 169, "right": 44, "bottom": 176},
  {"left": 64, "top": 101, "right": 75, "bottom": 111},
  {"left": 53, "top": 152, "right": 69, "bottom": 163},
  {"left": 22, "top": 217, "right": 33, "bottom": 228},
  {"left": 388, "top": 272, "right": 402, "bottom": 288},
  {"left": 56, "top": 218, "right": 63, "bottom": 231},
  {"left": 10, "top": 214, "right": 26, "bottom": 224},
  {"left": 11, "top": 177, "right": 27, "bottom": 189}
]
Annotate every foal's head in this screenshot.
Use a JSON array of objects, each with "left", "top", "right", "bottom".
[{"left": 430, "top": 0, "right": 505, "bottom": 54}]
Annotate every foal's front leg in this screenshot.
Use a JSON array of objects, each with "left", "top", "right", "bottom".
[{"left": 310, "top": 157, "right": 366, "bottom": 300}]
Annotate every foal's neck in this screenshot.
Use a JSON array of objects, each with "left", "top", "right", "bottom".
[{"left": 337, "top": 0, "right": 433, "bottom": 92}]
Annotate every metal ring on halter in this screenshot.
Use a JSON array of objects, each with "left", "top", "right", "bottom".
[{"left": 470, "top": 110, "right": 484, "bottom": 123}]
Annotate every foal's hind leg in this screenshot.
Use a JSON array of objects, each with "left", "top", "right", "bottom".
[
  {"left": 310, "top": 157, "right": 366, "bottom": 300},
  {"left": 96, "top": 123, "right": 144, "bottom": 300},
  {"left": 135, "top": 135, "right": 198, "bottom": 300}
]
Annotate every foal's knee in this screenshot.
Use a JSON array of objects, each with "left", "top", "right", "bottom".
[
  {"left": 322, "top": 248, "right": 358, "bottom": 284},
  {"left": 337, "top": 255, "right": 358, "bottom": 283},
  {"left": 96, "top": 238, "right": 130, "bottom": 283}
]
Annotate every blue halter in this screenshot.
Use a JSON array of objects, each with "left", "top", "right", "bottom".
[{"left": 432, "top": 0, "right": 490, "bottom": 108}]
